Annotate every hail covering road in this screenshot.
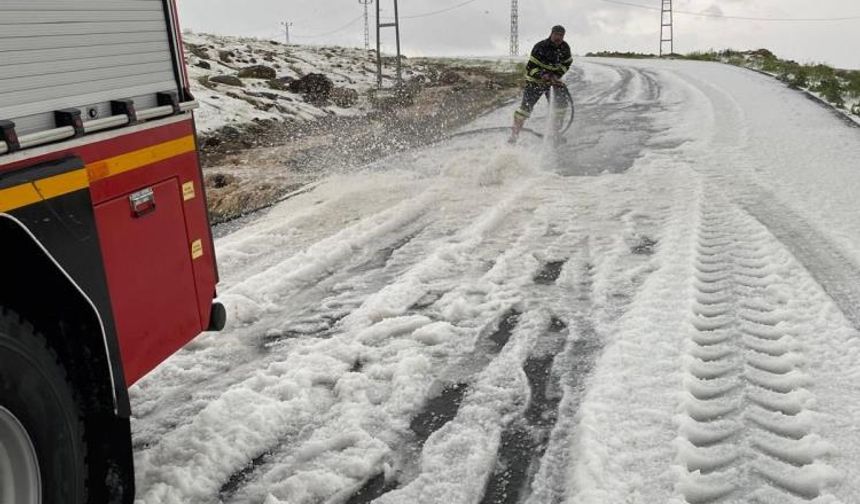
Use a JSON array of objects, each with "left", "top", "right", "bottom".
[{"left": 131, "top": 58, "right": 860, "bottom": 504}]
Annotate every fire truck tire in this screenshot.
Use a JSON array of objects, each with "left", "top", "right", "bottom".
[{"left": 0, "top": 309, "right": 88, "bottom": 504}]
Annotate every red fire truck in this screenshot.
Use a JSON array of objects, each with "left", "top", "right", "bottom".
[{"left": 0, "top": 2, "right": 224, "bottom": 502}]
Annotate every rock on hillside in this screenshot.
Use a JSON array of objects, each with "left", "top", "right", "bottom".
[{"left": 183, "top": 33, "right": 437, "bottom": 133}]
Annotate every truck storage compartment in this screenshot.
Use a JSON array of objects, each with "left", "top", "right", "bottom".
[
  {"left": 0, "top": 0, "right": 181, "bottom": 137},
  {"left": 94, "top": 177, "right": 201, "bottom": 385}
]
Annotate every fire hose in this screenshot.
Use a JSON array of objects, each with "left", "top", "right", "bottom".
[{"left": 448, "top": 82, "right": 574, "bottom": 140}]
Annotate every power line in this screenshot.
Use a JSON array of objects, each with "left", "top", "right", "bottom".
[
  {"left": 291, "top": 14, "right": 364, "bottom": 39},
  {"left": 382, "top": 0, "right": 480, "bottom": 20},
  {"left": 600, "top": 0, "right": 860, "bottom": 22},
  {"left": 290, "top": 0, "right": 480, "bottom": 43}
]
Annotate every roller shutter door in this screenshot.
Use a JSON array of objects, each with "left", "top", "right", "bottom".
[{"left": 0, "top": 1, "right": 181, "bottom": 136}]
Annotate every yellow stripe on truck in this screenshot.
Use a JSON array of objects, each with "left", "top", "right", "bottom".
[
  {"left": 0, "top": 135, "right": 196, "bottom": 212},
  {"left": 87, "top": 135, "right": 196, "bottom": 181},
  {"left": 0, "top": 183, "right": 42, "bottom": 212},
  {"left": 34, "top": 168, "right": 89, "bottom": 199}
]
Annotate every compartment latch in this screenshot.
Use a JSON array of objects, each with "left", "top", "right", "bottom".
[{"left": 129, "top": 188, "right": 156, "bottom": 218}]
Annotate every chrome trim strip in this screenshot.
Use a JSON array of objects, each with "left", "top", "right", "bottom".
[
  {"left": 1, "top": 101, "right": 197, "bottom": 161},
  {"left": 0, "top": 114, "right": 192, "bottom": 167},
  {"left": 179, "top": 100, "right": 199, "bottom": 112},
  {"left": 18, "top": 126, "right": 76, "bottom": 150},
  {"left": 136, "top": 105, "right": 175, "bottom": 121},
  {"left": 83, "top": 115, "right": 130, "bottom": 134}
]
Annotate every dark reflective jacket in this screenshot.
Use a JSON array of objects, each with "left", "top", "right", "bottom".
[{"left": 525, "top": 38, "right": 573, "bottom": 83}]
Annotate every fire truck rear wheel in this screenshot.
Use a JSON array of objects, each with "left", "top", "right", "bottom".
[{"left": 0, "top": 309, "right": 88, "bottom": 504}]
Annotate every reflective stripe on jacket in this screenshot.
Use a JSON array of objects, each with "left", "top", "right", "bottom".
[{"left": 524, "top": 38, "right": 572, "bottom": 83}]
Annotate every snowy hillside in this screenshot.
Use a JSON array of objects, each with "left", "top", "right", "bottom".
[
  {"left": 131, "top": 58, "right": 860, "bottom": 504},
  {"left": 183, "top": 33, "right": 500, "bottom": 134},
  {"left": 184, "top": 33, "right": 398, "bottom": 132}
]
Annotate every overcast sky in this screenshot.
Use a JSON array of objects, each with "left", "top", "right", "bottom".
[{"left": 177, "top": 0, "right": 860, "bottom": 69}]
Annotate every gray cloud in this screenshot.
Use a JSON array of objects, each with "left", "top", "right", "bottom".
[{"left": 702, "top": 4, "right": 724, "bottom": 17}]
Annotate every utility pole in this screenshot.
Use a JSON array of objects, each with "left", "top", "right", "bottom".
[
  {"left": 510, "top": 0, "right": 519, "bottom": 57},
  {"left": 376, "top": 0, "right": 403, "bottom": 89},
  {"left": 281, "top": 21, "right": 293, "bottom": 44},
  {"left": 659, "top": 0, "right": 673, "bottom": 56},
  {"left": 359, "top": 0, "right": 372, "bottom": 51}
]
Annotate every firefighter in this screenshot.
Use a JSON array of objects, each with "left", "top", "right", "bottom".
[{"left": 509, "top": 25, "right": 573, "bottom": 144}]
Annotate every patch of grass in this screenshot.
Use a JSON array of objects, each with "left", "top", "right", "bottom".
[
  {"left": 840, "top": 70, "right": 860, "bottom": 97},
  {"left": 809, "top": 63, "right": 836, "bottom": 81},
  {"left": 815, "top": 77, "right": 846, "bottom": 108},
  {"left": 726, "top": 55, "right": 746, "bottom": 67},
  {"left": 760, "top": 55, "right": 782, "bottom": 73},
  {"left": 778, "top": 62, "right": 809, "bottom": 89},
  {"left": 513, "top": 61, "right": 527, "bottom": 76},
  {"left": 500, "top": 61, "right": 527, "bottom": 86},
  {"left": 683, "top": 51, "right": 719, "bottom": 62}
]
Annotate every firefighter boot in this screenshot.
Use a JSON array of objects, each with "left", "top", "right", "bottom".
[{"left": 509, "top": 115, "right": 526, "bottom": 144}]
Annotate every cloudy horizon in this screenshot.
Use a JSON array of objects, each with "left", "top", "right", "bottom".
[{"left": 177, "top": 0, "right": 860, "bottom": 69}]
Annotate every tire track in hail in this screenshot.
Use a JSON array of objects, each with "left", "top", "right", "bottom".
[
  {"left": 341, "top": 305, "right": 528, "bottom": 504},
  {"left": 339, "top": 189, "right": 590, "bottom": 504},
  {"left": 527, "top": 204, "right": 667, "bottom": 504},
  {"left": 343, "top": 200, "right": 566, "bottom": 504},
  {"left": 222, "top": 308, "right": 525, "bottom": 504},
  {"left": 134, "top": 177, "right": 542, "bottom": 504},
  {"left": 481, "top": 189, "right": 669, "bottom": 504},
  {"left": 677, "top": 199, "right": 838, "bottom": 503},
  {"left": 266, "top": 181, "right": 545, "bottom": 351},
  {"left": 479, "top": 309, "right": 568, "bottom": 503},
  {"left": 741, "top": 191, "right": 860, "bottom": 331},
  {"left": 217, "top": 171, "right": 673, "bottom": 503},
  {"left": 480, "top": 252, "right": 599, "bottom": 504},
  {"left": 521, "top": 250, "right": 597, "bottom": 504},
  {"left": 578, "top": 63, "right": 635, "bottom": 105},
  {"left": 581, "top": 63, "right": 660, "bottom": 106},
  {"left": 133, "top": 177, "right": 535, "bottom": 450},
  {"left": 211, "top": 181, "right": 546, "bottom": 504}
]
